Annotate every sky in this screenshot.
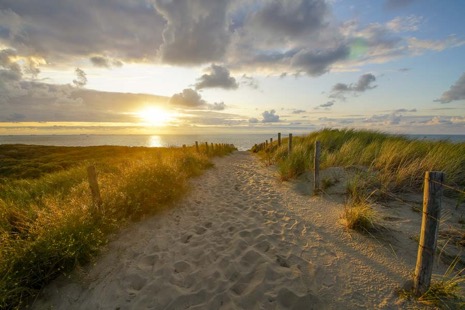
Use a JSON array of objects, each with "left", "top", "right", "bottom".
[{"left": 1, "top": 0, "right": 465, "bottom": 135}]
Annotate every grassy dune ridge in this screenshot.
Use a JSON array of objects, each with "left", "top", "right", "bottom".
[
  {"left": 254, "top": 128, "right": 465, "bottom": 195},
  {"left": 254, "top": 129, "right": 465, "bottom": 306},
  {"left": 0, "top": 143, "right": 235, "bottom": 309}
]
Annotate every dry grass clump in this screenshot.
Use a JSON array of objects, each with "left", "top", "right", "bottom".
[
  {"left": 342, "top": 174, "right": 380, "bottom": 233},
  {"left": 342, "top": 201, "right": 377, "bottom": 233},
  {"left": 399, "top": 261, "right": 465, "bottom": 308},
  {"left": 0, "top": 144, "right": 235, "bottom": 309}
]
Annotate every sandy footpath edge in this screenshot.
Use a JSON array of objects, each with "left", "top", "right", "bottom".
[{"left": 32, "top": 151, "right": 429, "bottom": 309}]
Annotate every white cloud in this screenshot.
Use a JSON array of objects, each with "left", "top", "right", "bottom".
[
  {"left": 386, "top": 15, "right": 422, "bottom": 32},
  {"left": 407, "top": 36, "right": 465, "bottom": 55}
]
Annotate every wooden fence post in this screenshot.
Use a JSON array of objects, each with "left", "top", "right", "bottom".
[
  {"left": 414, "top": 171, "right": 445, "bottom": 296},
  {"left": 195, "top": 141, "right": 199, "bottom": 152},
  {"left": 288, "top": 133, "right": 293, "bottom": 154},
  {"left": 270, "top": 138, "right": 273, "bottom": 145},
  {"left": 265, "top": 140, "right": 268, "bottom": 148},
  {"left": 278, "top": 133, "right": 281, "bottom": 146},
  {"left": 87, "top": 165, "right": 102, "bottom": 210},
  {"left": 314, "top": 141, "right": 321, "bottom": 193},
  {"left": 205, "top": 142, "right": 209, "bottom": 153}
]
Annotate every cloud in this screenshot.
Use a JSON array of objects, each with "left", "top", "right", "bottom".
[
  {"left": 90, "top": 56, "right": 123, "bottom": 68},
  {"left": 394, "top": 108, "right": 417, "bottom": 113},
  {"left": 249, "top": 0, "right": 329, "bottom": 37},
  {"left": 292, "top": 109, "right": 306, "bottom": 114},
  {"left": 209, "top": 102, "right": 226, "bottom": 111},
  {"left": 407, "top": 36, "right": 465, "bottom": 55},
  {"left": 169, "top": 88, "right": 229, "bottom": 111},
  {"left": 261, "top": 110, "right": 280, "bottom": 123},
  {"left": 291, "top": 45, "right": 350, "bottom": 76},
  {"left": 240, "top": 75, "right": 259, "bottom": 89},
  {"left": 248, "top": 117, "right": 259, "bottom": 124},
  {"left": 330, "top": 73, "right": 377, "bottom": 100},
  {"left": 195, "top": 64, "right": 238, "bottom": 90},
  {"left": 317, "top": 101, "right": 334, "bottom": 109},
  {"left": 154, "top": 0, "right": 230, "bottom": 65},
  {"left": 364, "top": 112, "right": 402, "bottom": 125},
  {"left": 0, "top": 0, "right": 166, "bottom": 63},
  {"left": 386, "top": 15, "right": 422, "bottom": 32},
  {"left": 72, "top": 68, "right": 87, "bottom": 88},
  {"left": 170, "top": 88, "right": 206, "bottom": 108},
  {"left": 435, "top": 73, "right": 465, "bottom": 103}
]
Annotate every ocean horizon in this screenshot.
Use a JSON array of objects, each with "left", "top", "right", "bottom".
[{"left": 1, "top": 133, "right": 465, "bottom": 151}]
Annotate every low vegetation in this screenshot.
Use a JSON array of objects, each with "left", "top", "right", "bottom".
[
  {"left": 0, "top": 143, "right": 235, "bottom": 309},
  {"left": 252, "top": 128, "right": 465, "bottom": 194}
]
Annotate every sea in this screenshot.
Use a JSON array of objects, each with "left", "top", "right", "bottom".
[{"left": 1, "top": 133, "right": 465, "bottom": 151}]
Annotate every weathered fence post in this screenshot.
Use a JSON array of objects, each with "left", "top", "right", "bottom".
[
  {"left": 211, "top": 143, "right": 214, "bottom": 152},
  {"left": 205, "top": 142, "right": 209, "bottom": 153},
  {"left": 413, "top": 171, "right": 445, "bottom": 296},
  {"left": 278, "top": 133, "right": 281, "bottom": 146},
  {"left": 270, "top": 138, "right": 273, "bottom": 145},
  {"left": 182, "top": 144, "right": 186, "bottom": 149},
  {"left": 195, "top": 141, "right": 199, "bottom": 152},
  {"left": 87, "top": 165, "right": 102, "bottom": 210},
  {"left": 288, "top": 133, "right": 293, "bottom": 154},
  {"left": 265, "top": 140, "right": 268, "bottom": 148},
  {"left": 314, "top": 141, "right": 321, "bottom": 194}
]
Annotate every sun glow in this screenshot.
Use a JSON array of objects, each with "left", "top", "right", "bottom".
[{"left": 137, "top": 107, "right": 176, "bottom": 127}]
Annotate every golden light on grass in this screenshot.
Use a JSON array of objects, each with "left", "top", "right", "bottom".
[{"left": 136, "top": 106, "right": 177, "bottom": 127}]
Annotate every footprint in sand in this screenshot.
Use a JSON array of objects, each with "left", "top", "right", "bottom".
[
  {"left": 195, "top": 226, "right": 207, "bottom": 235},
  {"left": 276, "top": 255, "right": 290, "bottom": 268}
]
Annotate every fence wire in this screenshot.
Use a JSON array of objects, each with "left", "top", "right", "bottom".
[{"left": 431, "top": 179, "right": 465, "bottom": 196}]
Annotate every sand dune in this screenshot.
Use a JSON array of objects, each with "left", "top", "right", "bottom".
[{"left": 33, "top": 151, "right": 421, "bottom": 309}]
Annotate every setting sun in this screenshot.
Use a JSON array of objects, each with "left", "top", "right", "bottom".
[{"left": 137, "top": 107, "right": 175, "bottom": 127}]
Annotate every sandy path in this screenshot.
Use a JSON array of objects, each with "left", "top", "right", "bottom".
[{"left": 33, "top": 151, "right": 413, "bottom": 309}]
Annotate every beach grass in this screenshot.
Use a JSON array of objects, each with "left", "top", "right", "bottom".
[
  {"left": 0, "top": 143, "right": 235, "bottom": 309},
  {"left": 253, "top": 128, "right": 465, "bottom": 195}
]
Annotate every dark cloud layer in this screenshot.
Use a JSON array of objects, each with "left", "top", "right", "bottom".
[
  {"left": 0, "top": 0, "right": 166, "bottom": 62},
  {"left": 1, "top": 0, "right": 457, "bottom": 78},
  {"left": 154, "top": 0, "right": 230, "bottom": 65},
  {"left": 250, "top": 0, "right": 329, "bottom": 37},
  {"left": 436, "top": 73, "right": 465, "bottom": 103},
  {"left": 195, "top": 64, "right": 238, "bottom": 90}
]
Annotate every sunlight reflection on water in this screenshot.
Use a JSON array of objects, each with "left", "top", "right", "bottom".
[{"left": 148, "top": 135, "right": 162, "bottom": 147}]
